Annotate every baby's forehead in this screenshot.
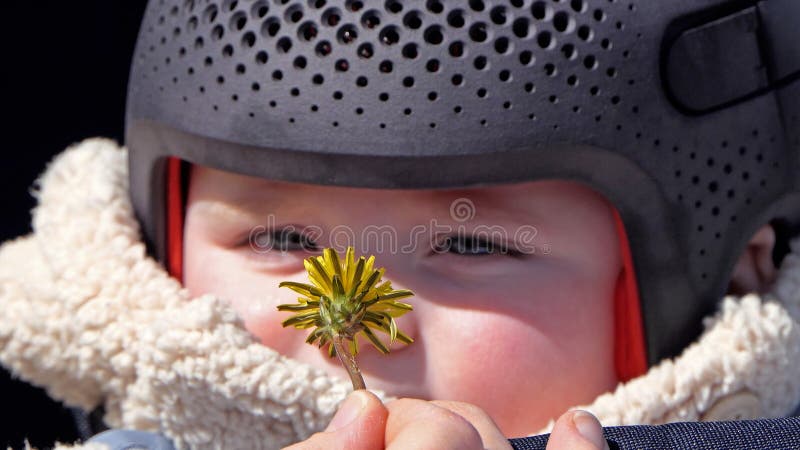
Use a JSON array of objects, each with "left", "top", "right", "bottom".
[{"left": 192, "top": 164, "right": 602, "bottom": 206}]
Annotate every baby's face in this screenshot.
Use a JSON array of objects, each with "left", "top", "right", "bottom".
[{"left": 184, "top": 165, "right": 621, "bottom": 436}]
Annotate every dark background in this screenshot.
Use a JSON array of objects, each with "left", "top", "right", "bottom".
[{"left": 2, "top": 2, "right": 147, "bottom": 448}]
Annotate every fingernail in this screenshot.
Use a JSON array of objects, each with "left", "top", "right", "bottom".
[
  {"left": 572, "top": 410, "right": 608, "bottom": 450},
  {"left": 326, "top": 391, "right": 367, "bottom": 432}
]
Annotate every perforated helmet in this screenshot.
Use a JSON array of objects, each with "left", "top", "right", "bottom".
[{"left": 126, "top": 0, "right": 800, "bottom": 365}]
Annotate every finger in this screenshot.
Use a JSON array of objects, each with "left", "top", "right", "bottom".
[
  {"left": 284, "top": 390, "right": 388, "bottom": 450},
  {"left": 385, "top": 398, "right": 485, "bottom": 450},
  {"left": 431, "top": 400, "right": 512, "bottom": 450},
  {"left": 545, "top": 410, "right": 609, "bottom": 450}
]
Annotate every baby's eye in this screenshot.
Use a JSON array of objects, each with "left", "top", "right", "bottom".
[
  {"left": 256, "top": 227, "right": 319, "bottom": 252},
  {"left": 435, "top": 235, "right": 512, "bottom": 256}
]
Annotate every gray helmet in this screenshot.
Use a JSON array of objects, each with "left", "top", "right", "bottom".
[{"left": 126, "top": 0, "right": 800, "bottom": 365}]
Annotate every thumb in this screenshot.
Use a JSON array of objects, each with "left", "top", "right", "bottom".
[
  {"left": 285, "top": 390, "right": 388, "bottom": 450},
  {"left": 545, "top": 410, "right": 609, "bottom": 450}
]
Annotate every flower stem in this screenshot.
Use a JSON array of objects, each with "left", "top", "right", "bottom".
[{"left": 333, "top": 334, "right": 366, "bottom": 391}]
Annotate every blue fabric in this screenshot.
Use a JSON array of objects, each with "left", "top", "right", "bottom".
[
  {"left": 87, "top": 429, "right": 176, "bottom": 450},
  {"left": 509, "top": 417, "right": 800, "bottom": 450}
]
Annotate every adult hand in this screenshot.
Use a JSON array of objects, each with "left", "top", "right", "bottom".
[{"left": 284, "top": 390, "right": 608, "bottom": 450}]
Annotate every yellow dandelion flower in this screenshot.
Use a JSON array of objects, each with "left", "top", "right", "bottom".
[{"left": 278, "top": 246, "right": 414, "bottom": 390}]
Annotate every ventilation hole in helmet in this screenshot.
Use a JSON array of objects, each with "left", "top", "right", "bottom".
[
  {"left": 379, "top": 26, "right": 400, "bottom": 45},
  {"left": 277, "top": 37, "right": 292, "bottom": 52},
  {"left": 204, "top": 56, "right": 213, "bottom": 66},
  {"left": 428, "top": 91, "right": 438, "bottom": 101},
  {"left": 494, "top": 37, "right": 511, "bottom": 54},
  {"left": 379, "top": 60, "right": 393, "bottom": 73},
  {"left": 333, "top": 91, "right": 343, "bottom": 99},
  {"left": 424, "top": 25, "right": 444, "bottom": 45},
  {"left": 312, "top": 74, "right": 324, "bottom": 84},
  {"left": 469, "top": 23, "right": 488, "bottom": 42},
  {"left": 335, "top": 58, "right": 349, "bottom": 71},
  {"left": 402, "top": 76, "right": 415, "bottom": 87},
  {"left": 553, "top": 11, "right": 573, "bottom": 33},
  {"left": 451, "top": 73, "right": 464, "bottom": 85},
  {"left": 577, "top": 25, "right": 593, "bottom": 41},
  {"left": 531, "top": 1, "right": 549, "bottom": 20},
  {"left": 222, "top": 45, "right": 234, "bottom": 58},
  {"left": 242, "top": 31, "right": 256, "bottom": 47},
  {"left": 583, "top": 54, "right": 597, "bottom": 69},
  {"left": 561, "top": 43, "right": 576, "bottom": 59},
  {"left": 252, "top": 1, "right": 269, "bottom": 18},
  {"left": 449, "top": 41, "right": 465, "bottom": 57},
  {"left": 708, "top": 181, "right": 718, "bottom": 193},
  {"left": 230, "top": 12, "right": 248, "bottom": 31},
  {"left": 224, "top": 0, "right": 239, "bottom": 12},
  {"left": 385, "top": 0, "right": 403, "bottom": 14},
  {"left": 217, "top": 75, "right": 225, "bottom": 84},
  {"left": 524, "top": 82, "right": 535, "bottom": 92},
  {"left": 356, "top": 76, "right": 368, "bottom": 87},
  {"left": 537, "top": 31, "right": 553, "bottom": 49},
  {"left": 601, "top": 38, "right": 612, "bottom": 50},
  {"left": 490, "top": 6, "right": 507, "bottom": 25},
  {"left": 570, "top": 0, "right": 585, "bottom": 13},
  {"left": 593, "top": 8, "right": 605, "bottom": 22},
  {"left": 203, "top": 5, "right": 219, "bottom": 24},
  {"left": 474, "top": 55, "right": 488, "bottom": 70},
  {"left": 338, "top": 24, "right": 358, "bottom": 44},
  {"left": 252, "top": 82, "right": 260, "bottom": 91},
  {"left": 477, "top": 87, "right": 487, "bottom": 98},
  {"left": 346, "top": 0, "right": 363, "bottom": 12},
  {"left": 315, "top": 40, "right": 331, "bottom": 56},
  {"left": 293, "top": 56, "right": 307, "bottom": 69},
  {"left": 322, "top": 7, "right": 341, "bottom": 26},
  {"left": 544, "top": 63, "right": 556, "bottom": 76},
  {"left": 187, "top": 16, "right": 199, "bottom": 31},
  {"left": 402, "top": 43, "right": 419, "bottom": 59},
  {"left": 355, "top": 106, "right": 363, "bottom": 114},
  {"left": 427, "top": 59, "right": 441, "bottom": 72},
  {"left": 400, "top": 10, "right": 422, "bottom": 31},
  {"left": 404, "top": 108, "right": 412, "bottom": 115},
  {"left": 211, "top": 25, "right": 225, "bottom": 41},
  {"left": 427, "top": 0, "right": 444, "bottom": 14},
  {"left": 469, "top": 0, "right": 485, "bottom": 12},
  {"left": 362, "top": 10, "right": 381, "bottom": 29},
  {"left": 262, "top": 17, "right": 281, "bottom": 37},
  {"left": 298, "top": 22, "right": 318, "bottom": 41},
  {"left": 611, "top": 95, "right": 620, "bottom": 105},
  {"left": 447, "top": 10, "right": 465, "bottom": 28},
  {"left": 519, "top": 50, "right": 534, "bottom": 65},
  {"left": 512, "top": 18, "right": 530, "bottom": 38},
  {"left": 236, "top": 64, "right": 246, "bottom": 74},
  {"left": 356, "top": 43, "right": 373, "bottom": 59},
  {"left": 499, "top": 70, "right": 511, "bottom": 82},
  {"left": 503, "top": 101, "right": 512, "bottom": 109},
  {"left": 480, "top": 118, "right": 488, "bottom": 126},
  {"left": 379, "top": 92, "right": 389, "bottom": 101},
  {"left": 567, "top": 74, "right": 578, "bottom": 86}
]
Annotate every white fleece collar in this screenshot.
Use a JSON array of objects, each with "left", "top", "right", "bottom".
[{"left": 0, "top": 138, "right": 798, "bottom": 449}]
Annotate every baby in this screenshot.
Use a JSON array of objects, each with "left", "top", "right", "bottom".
[
  {"left": 180, "top": 164, "right": 780, "bottom": 449},
  {"left": 1, "top": 1, "right": 799, "bottom": 449}
]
